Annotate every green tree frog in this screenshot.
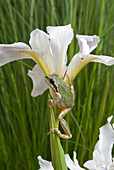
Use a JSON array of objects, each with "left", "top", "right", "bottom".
[{"left": 45, "top": 73, "right": 75, "bottom": 139}]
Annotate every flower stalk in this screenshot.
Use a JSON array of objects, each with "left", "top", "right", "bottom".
[{"left": 49, "top": 105, "right": 67, "bottom": 170}]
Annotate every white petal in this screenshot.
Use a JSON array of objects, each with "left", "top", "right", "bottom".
[
  {"left": 38, "top": 156, "right": 54, "bottom": 170},
  {"left": 93, "top": 117, "right": 113, "bottom": 168},
  {"left": 0, "top": 42, "right": 31, "bottom": 66},
  {"left": 83, "top": 160, "right": 97, "bottom": 169},
  {"left": 28, "top": 64, "right": 48, "bottom": 97},
  {"left": 65, "top": 53, "right": 114, "bottom": 83},
  {"left": 76, "top": 35, "right": 100, "bottom": 54},
  {"left": 65, "top": 153, "right": 85, "bottom": 170},
  {"left": 91, "top": 55, "right": 114, "bottom": 66},
  {"left": 84, "top": 116, "right": 114, "bottom": 170},
  {"left": 93, "top": 149, "right": 110, "bottom": 167},
  {"left": 65, "top": 154, "right": 77, "bottom": 169},
  {"left": 33, "top": 49, "right": 55, "bottom": 75},
  {"left": 65, "top": 34, "right": 113, "bottom": 82},
  {"left": 93, "top": 117, "right": 114, "bottom": 165},
  {"left": 29, "top": 29, "right": 56, "bottom": 75},
  {"left": 84, "top": 160, "right": 108, "bottom": 170},
  {"left": 73, "top": 151, "right": 79, "bottom": 166},
  {"left": 64, "top": 53, "right": 95, "bottom": 83},
  {"left": 107, "top": 116, "right": 113, "bottom": 123},
  {"left": 113, "top": 124, "right": 114, "bottom": 129},
  {"left": 46, "top": 24, "right": 73, "bottom": 76},
  {"left": 29, "top": 29, "right": 50, "bottom": 51}
]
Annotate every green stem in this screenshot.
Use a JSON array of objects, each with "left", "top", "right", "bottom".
[{"left": 49, "top": 105, "right": 67, "bottom": 170}]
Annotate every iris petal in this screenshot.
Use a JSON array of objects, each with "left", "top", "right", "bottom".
[
  {"left": 38, "top": 156, "right": 54, "bottom": 170},
  {"left": 47, "top": 24, "right": 73, "bottom": 76},
  {"left": 28, "top": 64, "right": 48, "bottom": 97},
  {"left": 64, "top": 53, "right": 95, "bottom": 83},
  {"left": 65, "top": 34, "right": 114, "bottom": 83},
  {"left": 84, "top": 116, "right": 114, "bottom": 170},
  {"left": 29, "top": 29, "right": 50, "bottom": 51},
  {"left": 0, "top": 42, "right": 31, "bottom": 66},
  {"left": 65, "top": 152, "right": 85, "bottom": 170},
  {"left": 91, "top": 55, "right": 114, "bottom": 66},
  {"left": 76, "top": 35, "right": 100, "bottom": 54}
]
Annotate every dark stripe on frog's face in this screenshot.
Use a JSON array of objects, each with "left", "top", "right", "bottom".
[{"left": 45, "top": 75, "right": 58, "bottom": 92}]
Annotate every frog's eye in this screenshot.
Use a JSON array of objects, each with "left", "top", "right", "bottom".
[{"left": 49, "top": 79, "right": 55, "bottom": 85}]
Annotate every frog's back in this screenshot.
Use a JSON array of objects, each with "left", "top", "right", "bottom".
[{"left": 57, "top": 78, "right": 73, "bottom": 108}]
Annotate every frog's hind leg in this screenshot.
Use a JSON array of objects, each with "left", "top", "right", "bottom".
[{"left": 52, "top": 108, "right": 72, "bottom": 139}]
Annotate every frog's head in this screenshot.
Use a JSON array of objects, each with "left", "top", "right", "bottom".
[{"left": 45, "top": 73, "right": 59, "bottom": 92}]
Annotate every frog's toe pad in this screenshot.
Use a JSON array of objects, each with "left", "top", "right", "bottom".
[
  {"left": 47, "top": 128, "right": 58, "bottom": 135},
  {"left": 48, "top": 99, "right": 54, "bottom": 107}
]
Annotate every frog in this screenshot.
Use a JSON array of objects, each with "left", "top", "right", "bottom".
[{"left": 45, "top": 73, "right": 75, "bottom": 139}]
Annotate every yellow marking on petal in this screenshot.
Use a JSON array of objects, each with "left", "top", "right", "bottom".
[
  {"left": 65, "top": 56, "right": 97, "bottom": 84},
  {"left": 72, "top": 57, "right": 96, "bottom": 78},
  {"left": 17, "top": 50, "right": 49, "bottom": 75},
  {"left": 59, "top": 49, "right": 63, "bottom": 77}
]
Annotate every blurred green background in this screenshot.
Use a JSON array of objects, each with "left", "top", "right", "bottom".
[{"left": 0, "top": 0, "right": 114, "bottom": 169}]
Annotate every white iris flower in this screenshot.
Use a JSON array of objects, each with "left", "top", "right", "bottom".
[
  {"left": 84, "top": 116, "right": 114, "bottom": 170},
  {"left": 0, "top": 25, "right": 114, "bottom": 96}
]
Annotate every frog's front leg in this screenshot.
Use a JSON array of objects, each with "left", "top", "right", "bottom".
[
  {"left": 53, "top": 108, "right": 72, "bottom": 139},
  {"left": 48, "top": 99, "right": 56, "bottom": 107},
  {"left": 48, "top": 92, "right": 61, "bottom": 107}
]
